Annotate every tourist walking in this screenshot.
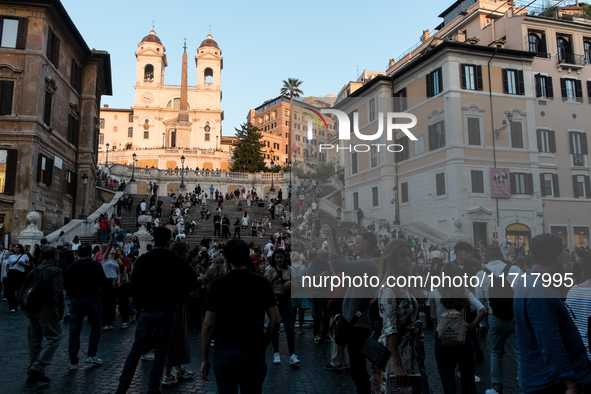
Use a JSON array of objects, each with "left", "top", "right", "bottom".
[
  {"left": 116, "top": 227, "right": 196, "bottom": 394},
  {"left": 200, "top": 238, "right": 280, "bottom": 393},
  {"left": 64, "top": 244, "right": 106, "bottom": 370},
  {"left": 265, "top": 248, "right": 300, "bottom": 365},
  {"left": 22, "top": 247, "right": 64, "bottom": 384}
]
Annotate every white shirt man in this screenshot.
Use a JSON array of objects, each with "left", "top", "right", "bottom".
[
  {"left": 174, "top": 207, "right": 181, "bottom": 217},
  {"left": 140, "top": 201, "right": 147, "bottom": 213},
  {"left": 311, "top": 202, "right": 317, "bottom": 211}
]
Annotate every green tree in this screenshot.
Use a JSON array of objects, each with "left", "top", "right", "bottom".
[
  {"left": 230, "top": 122, "right": 266, "bottom": 172},
  {"left": 314, "top": 161, "right": 335, "bottom": 183},
  {"left": 280, "top": 78, "right": 304, "bottom": 165}
]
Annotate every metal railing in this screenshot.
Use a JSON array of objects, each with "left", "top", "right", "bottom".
[{"left": 557, "top": 53, "right": 586, "bottom": 66}]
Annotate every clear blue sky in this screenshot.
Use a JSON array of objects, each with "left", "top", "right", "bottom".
[{"left": 61, "top": 0, "right": 444, "bottom": 136}]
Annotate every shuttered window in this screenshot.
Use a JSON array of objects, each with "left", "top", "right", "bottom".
[
  {"left": 467, "top": 117, "right": 481, "bottom": 145},
  {"left": 510, "top": 173, "right": 534, "bottom": 195},
  {"left": 471, "top": 170, "right": 484, "bottom": 193},
  {"left": 43, "top": 91, "right": 52, "bottom": 126},
  {"left": 0, "top": 17, "right": 27, "bottom": 49},
  {"left": 426, "top": 67, "right": 443, "bottom": 97},
  {"left": 37, "top": 154, "right": 53, "bottom": 186},
  {"left": 460, "top": 64, "right": 483, "bottom": 90},
  {"left": 537, "top": 130, "right": 556, "bottom": 153},
  {"left": 46, "top": 27, "right": 60, "bottom": 67},
  {"left": 428, "top": 121, "right": 446, "bottom": 151},
  {"left": 0, "top": 149, "right": 17, "bottom": 194},
  {"left": 436, "top": 173, "right": 445, "bottom": 196},
  {"left": 502, "top": 69, "right": 525, "bottom": 95},
  {"left": 510, "top": 122, "right": 524, "bottom": 149},
  {"left": 401, "top": 182, "right": 408, "bottom": 203},
  {"left": 0, "top": 80, "right": 14, "bottom": 115}
]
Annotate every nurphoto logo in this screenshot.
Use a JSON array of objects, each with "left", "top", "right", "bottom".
[{"left": 303, "top": 107, "right": 418, "bottom": 153}]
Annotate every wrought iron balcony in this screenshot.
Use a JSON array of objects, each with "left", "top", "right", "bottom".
[{"left": 557, "top": 53, "right": 586, "bottom": 69}]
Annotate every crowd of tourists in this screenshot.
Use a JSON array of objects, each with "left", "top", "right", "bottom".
[{"left": 3, "top": 177, "right": 591, "bottom": 394}]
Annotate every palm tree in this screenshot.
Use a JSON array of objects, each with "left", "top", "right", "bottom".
[{"left": 280, "top": 78, "right": 304, "bottom": 165}]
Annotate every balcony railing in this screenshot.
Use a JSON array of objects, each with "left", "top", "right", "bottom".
[
  {"left": 573, "top": 154, "right": 586, "bottom": 167},
  {"left": 557, "top": 53, "right": 586, "bottom": 67}
]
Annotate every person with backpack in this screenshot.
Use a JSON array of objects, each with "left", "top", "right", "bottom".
[
  {"left": 64, "top": 243, "right": 107, "bottom": 370},
  {"left": 514, "top": 234, "right": 591, "bottom": 393},
  {"left": 20, "top": 247, "right": 64, "bottom": 383},
  {"left": 5, "top": 243, "right": 30, "bottom": 312},
  {"left": 474, "top": 244, "right": 523, "bottom": 394},
  {"left": 429, "top": 263, "right": 487, "bottom": 394}
]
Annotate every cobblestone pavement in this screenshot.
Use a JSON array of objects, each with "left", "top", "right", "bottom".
[{"left": 0, "top": 309, "right": 521, "bottom": 393}]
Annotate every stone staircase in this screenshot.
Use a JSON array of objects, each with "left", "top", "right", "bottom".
[{"left": 107, "top": 192, "right": 355, "bottom": 251}]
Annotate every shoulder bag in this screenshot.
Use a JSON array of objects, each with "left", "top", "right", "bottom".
[{"left": 330, "top": 299, "right": 370, "bottom": 347}]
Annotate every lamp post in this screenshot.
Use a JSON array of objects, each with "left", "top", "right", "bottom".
[
  {"left": 492, "top": 112, "right": 513, "bottom": 226},
  {"left": 492, "top": 113, "right": 514, "bottom": 168},
  {"left": 130, "top": 153, "right": 137, "bottom": 182},
  {"left": 392, "top": 186, "right": 400, "bottom": 225},
  {"left": 105, "top": 143, "right": 109, "bottom": 168},
  {"left": 180, "top": 155, "right": 186, "bottom": 189},
  {"left": 288, "top": 159, "right": 292, "bottom": 191},
  {"left": 270, "top": 159, "right": 275, "bottom": 192},
  {"left": 162, "top": 132, "right": 165, "bottom": 148},
  {"left": 78, "top": 173, "right": 88, "bottom": 219},
  {"left": 216, "top": 135, "right": 219, "bottom": 151}
]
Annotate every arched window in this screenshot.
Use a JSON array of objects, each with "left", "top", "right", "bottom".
[
  {"left": 204, "top": 67, "right": 213, "bottom": 84},
  {"left": 557, "top": 37, "right": 571, "bottom": 63},
  {"left": 528, "top": 33, "right": 541, "bottom": 54},
  {"left": 585, "top": 41, "right": 591, "bottom": 64},
  {"left": 144, "top": 64, "right": 154, "bottom": 81},
  {"left": 125, "top": 143, "right": 132, "bottom": 150}
]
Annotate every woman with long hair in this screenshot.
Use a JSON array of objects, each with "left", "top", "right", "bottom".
[
  {"left": 162, "top": 242, "right": 197, "bottom": 386},
  {"left": 4, "top": 244, "right": 30, "bottom": 312},
  {"left": 370, "top": 240, "right": 423, "bottom": 393},
  {"left": 429, "top": 263, "right": 487, "bottom": 394},
  {"left": 265, "top": 249, "right": 299, "bottom": 365}
]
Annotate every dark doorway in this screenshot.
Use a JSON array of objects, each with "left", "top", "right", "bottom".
[
  {"left": 170, "top": 130, "right": 176, "bottom": 148},
  {"left": 473, "top": 222, "right": 488, "bottom": 247}
]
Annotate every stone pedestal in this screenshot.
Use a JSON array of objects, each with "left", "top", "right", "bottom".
[
  {"left": 127, "top": 181, "right": 138, "bottom": 195},
  {"left": 178, "top": 187, "right": 187, "bottom": 196},
  {"left": 267, "top": 191, "right": 277, "bottom": 201},
  {"left": 134, "top": 215, "right": 152, "bottom": 255},
  {"left": 19, "top": 212, "right": 44, "bottom": 250}
]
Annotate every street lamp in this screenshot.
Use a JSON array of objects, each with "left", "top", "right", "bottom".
[
  {"left": 180, "top": 155, "right": 186, "bottom": 189},
  {"left": 216, "top": 135, "right": 219, "bottom": 151},
  {"left": 105, "top": 143, "right": 109, "bottom": 168},
  {"left": 130, "top": 153, "right": 137, "bottom": 182},
  {"left": 270, "top": 159, "right": 275, "bottom": 192},
  {"left": 162, "top": 132, "right": 165, "bottom": 148},
  {"left": 392, "top": 186, "right": 400, "bottom": 225},
  {"left": 78, "top": 173, "right": 88, "bottom": 219},
  {"left": 288, "top": 159, "right": 292, "bottom": 191},
  {"left": 492, "top": 112, "right": 513, "bottom": 226}
]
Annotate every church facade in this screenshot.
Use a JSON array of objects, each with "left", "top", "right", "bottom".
[{"left": 98, "top": 30, "right": 233, "bottom": 171}]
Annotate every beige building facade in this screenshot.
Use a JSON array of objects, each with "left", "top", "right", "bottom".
[
  {"left": 247, "top": 95, "right": 337, "bottom": 169},
  {"left": 335, "top": 0, "right": 591, "bottom": 249},
  {"left": 0, "top": 0, "right": 111, "bottom": 241},
  {"left": 98, "top": 31, "right": 231, "bottom": 171}
]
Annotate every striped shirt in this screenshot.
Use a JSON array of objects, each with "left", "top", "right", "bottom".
[{"left": 566, "top": 285, "right": 591, "bottom": 360}]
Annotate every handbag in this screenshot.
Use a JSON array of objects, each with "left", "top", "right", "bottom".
[
  {"left": 330, "top": 299, "right": 370, "bottom": 347},
  {"left": 361, "top": 311, "right": 390, "bottom": 369}
]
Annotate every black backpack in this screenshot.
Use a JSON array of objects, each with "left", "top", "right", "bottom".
[
  {"left": 19, "top": 267, "right": 45, "bottom": 313},
  {"left": 483, "top": 263, "right": 514, "bottom": 319}
]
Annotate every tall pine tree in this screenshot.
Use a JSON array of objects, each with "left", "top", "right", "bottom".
[{"left": 230, "top": 122, "right": 266, "bottom": 172}]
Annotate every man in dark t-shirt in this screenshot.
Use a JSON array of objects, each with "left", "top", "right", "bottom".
[
  {"left": 64, "top": 244, "right": 107, "bottom": 369},
  {"left": 200, "top": 239, "right": 280, "bottom": 393}
]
